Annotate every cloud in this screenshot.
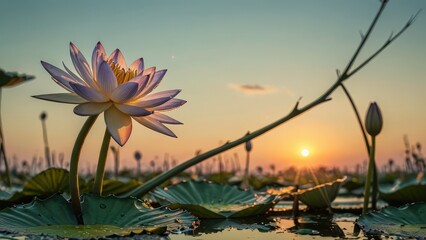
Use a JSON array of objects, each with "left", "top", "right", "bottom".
[{"left": 228, "top": 83, "right": 283, "bottom": 95}]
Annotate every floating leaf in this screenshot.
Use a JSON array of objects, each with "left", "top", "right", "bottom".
[
  {"left": 84, "top": 179, "right": 143, "bottom": 196},
  {"left": 380, "top": 174, "right": 426, "bottom": 205},
  {"left": 152, "top": 180, "right": 281, "bottom": 218},
  {"left": 357, "top": 202, "right": 426, "bottom": 238},
  {"left": 294, "top": 177, "right": 346, "bottom": 209},
  {"left": 0, "top": 194, "right": 196, "bottom": 238},
  {"left": 0, "top": 168, "right": 78, "bottom": 209},
  {"left": 23, "top": 168, "right": 70, "bottom": 196}
]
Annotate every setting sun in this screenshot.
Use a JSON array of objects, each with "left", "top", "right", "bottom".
[{"left": 301, "top": 149, "right": 310, "bottom": 157}]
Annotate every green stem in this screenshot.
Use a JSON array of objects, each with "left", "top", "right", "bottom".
[
  {"left": 93, "top": 129, "right": 111, "bottom": 195},
  {"left": 70, "top": 115, "right": 98, "bottom": 225},
  {"left": 372, "top": 160, "right": 379, "bottom": 210},
  {"left": 363, "top": 136, "right": 376, "bottom": 215},
  {"left": 0, "top": 88, "right": 11, "bottom": 187}
]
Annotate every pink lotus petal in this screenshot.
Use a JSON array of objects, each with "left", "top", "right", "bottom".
[
  {"left": 110, "top": 82, "right": 138, "bottom": 103},
  {"left": 108, "top": 49, "right": 127, "bottom": 70},
  {"left": 105, "top": 106, "right": 132, "bottom": 146},
  {"left": 41, "top": 61, "right": 76, "bottom": 92},
  {"left": 133, "top": 89, "right": 181, "bottom": 108},
  {"left": 133, "top": 115, "right": 177, "bottom": 138},
  {"left": 69, "top": 42, "right": 93, "bottom": 84},
  {"left": 149, "top": 98, "right": 187, "bottom": 112},
  {"left": 70, "top": 82, "right": 108, "bottom": 102},
  {"left": 62, "top": 62, "right": 88, "bottom": 86},
  {"left": 129, "top": 74, "right": 149, "bottom": 96},
  {"left": 74, "top": 102, "right": 112, "bottom": 116},
  {"left": 92, "top": 42, "right": 106, "bottom": 81},
  {"left": 139, "top": 69, "right": 167, "bottom": 97},
  {"left": 129, "top": 58, "right": 144, "bottom": 74},
  {"left": 32, "top": 93, "right": 87, "bottom": 104},
  {"left": 115, "top": 104, "right": 152, "bottom": 117},
  {"left": 98, "top": 60, "right": 118, "bottom": 96},
  {"left": 151, "top": 112, "right": 182, "bottom": 124}
]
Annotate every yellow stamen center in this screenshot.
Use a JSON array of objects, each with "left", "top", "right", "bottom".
[{"left": 108, "top": 60, "right": 137, "bottom": 85}]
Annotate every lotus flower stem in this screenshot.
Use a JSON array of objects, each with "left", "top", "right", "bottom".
[
  {"left": 339, "top": 83, "right": 379, "bottom": 209},
  {"left": 0, "top": 89, "right": 11, "bottom": 187},
  {"left": 93, "top": 129, "right": 111, "bottom": 195},
  {"left": 363, "top": 136, "right": 376, "bottom": 214},
  {"left": 118, "top": 1, "right": 416, "bottom": 198},
  {"left": 69, "top": 115, "right": 98, "bottom": 224}
]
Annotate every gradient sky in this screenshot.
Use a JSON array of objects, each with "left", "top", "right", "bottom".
[{"left": 1, "top": 0, "right": 425, "bottom": 174}]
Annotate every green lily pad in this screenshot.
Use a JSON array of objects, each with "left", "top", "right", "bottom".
[
  {"left": 0, "top": 168, "right": 78, "bottom": 209},
  {"left": 84, "top": 179, "right": 143, "bottom": 196},
  {"left": 152, "top": 180, "right": 281, "bottom": 218},
  {"left": 294, "top": 177, "right": 346, "bottom": 209},
  {"left": 380, "top": 174, "right": 426, "bottom": 205},
  {"left": 0, "top": 194, "right": 196, "bottom": 238},
  {"left": 357, "top": 202, "right": 426, "bottom": 238}
]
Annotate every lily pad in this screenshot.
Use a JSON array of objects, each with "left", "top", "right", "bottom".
[
  {"left": 0, "top": 194, "right": 196, "bottom": 238},
  {"left": 357, "top": 202, "right": 426, "bottom": 238},
  {"left": 85, "top": 179, "right": 143, "bottom": 196},
  {"left": 0, "top": 168, "right": 78, "bottom": 209},
  {"left": 152, "top": 180, "right": 281, "bottom": 218},
  {"left": 380, "top": 174, "right": 426, "bottom": 205},
  {"left": 294, "top": 177, "right": 346, "bottom": 209}
]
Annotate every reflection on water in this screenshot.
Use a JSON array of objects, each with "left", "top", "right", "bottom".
[{"left": 169, "top": 196, "right": 394, "bottom": 239}]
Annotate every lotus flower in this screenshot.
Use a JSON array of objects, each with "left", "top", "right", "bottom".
[{"left": 34, "top": 42, "right": 186, "bottom": 146}]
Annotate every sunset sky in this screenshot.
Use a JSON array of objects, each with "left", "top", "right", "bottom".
[{"left": 1, "top": 0, "right": 425, "bottom": 174}]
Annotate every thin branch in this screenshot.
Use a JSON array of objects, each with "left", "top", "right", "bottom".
[
  {"left": 340, "top": 83, "right": 370, "bottom": 155},
  {"left": 347, "top": 9, "right": 421, "bottom": 78},
  {"left": 342, "top": 1, "right": 387, "bottom": 76},
  {"left": 120, "top": 2, "right": 417, "bottom": 198}
]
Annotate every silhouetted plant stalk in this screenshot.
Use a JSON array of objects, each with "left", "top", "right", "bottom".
[
  {"left": 134, "top": 151, "right": 142, "bottom": 180},
  {"left": 0, "top": 89, "right": 11, "bottom": 187},
  {"left": 122, "top": 1, "right": 417, "bottom": 198},
  {"left": 242, "top": 137, "right": 252, "bottom": 188},
  {"left": 110, "top": 146, "right": 120, "bottom": 179},
  {"left": 0, "top": 69, "right": 34, "bottom": 186},
  {"left": 39, "top": 111, "right": 52, "bottom": 168}
]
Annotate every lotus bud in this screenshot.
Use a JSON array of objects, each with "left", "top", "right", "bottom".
[
  {"left": 245, "top": 140, "right": 252, "bottom": 152},
  {"left": 365, "top": 102, "right": 383, "bottom": 137},
  {"left": 134, "top": 151, "right": 142, "bottom": 161},
  {"left": 40, "top": 111, "right": 47, "bottom": 121}
]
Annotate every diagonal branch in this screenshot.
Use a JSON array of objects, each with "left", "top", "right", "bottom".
[
  {"left": 347, "top": 9, "right": 421, "bottom": 78},
  {"left": 121, "top": 2, "right": 418, "bottom": 198}
]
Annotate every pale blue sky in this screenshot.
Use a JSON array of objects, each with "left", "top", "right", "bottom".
[{"left": 1, "top": 1, "right": 425, "bottom": 172}]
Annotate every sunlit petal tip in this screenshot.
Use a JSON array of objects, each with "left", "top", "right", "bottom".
[
  {"left": 134, "top": 116, "right": 177, "bottom": 138},
  {"left": 108, "top": 49, "right": 127, "bottom": 69},
  {"left": 32, "top": 93, "right": 87, "bottom": 104},
  {"left": 40, "top": 61, "right": 75, "bottom": 91},
  {"left": 129, "top": 58, "right": 145, "bottom": 73},
  {"left": 69, "top": 42, "right": 93, "bottom": 84},
  {"left": 105, "top": 107, "right": 132, "bottom": 146}
]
